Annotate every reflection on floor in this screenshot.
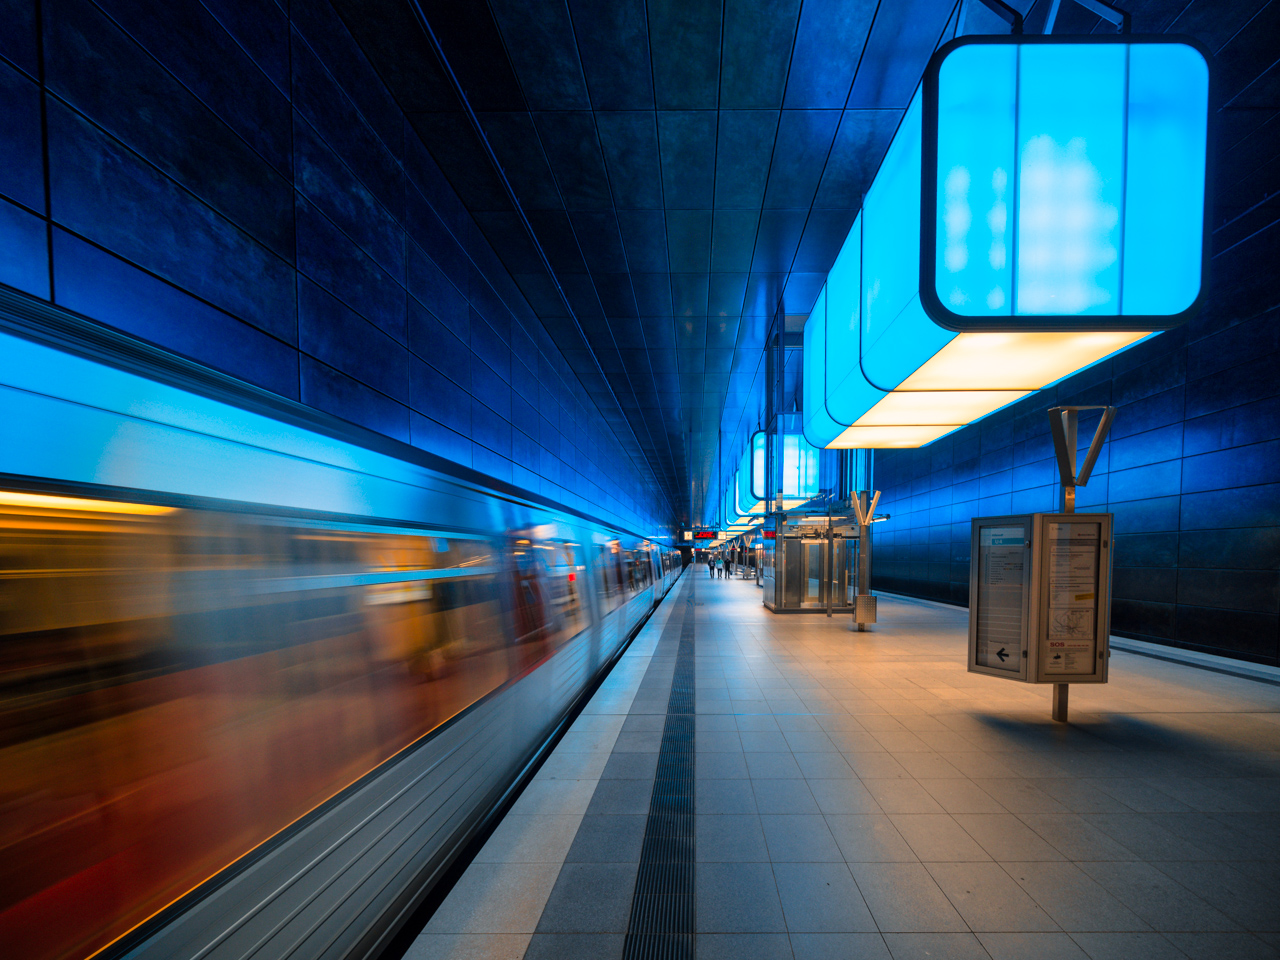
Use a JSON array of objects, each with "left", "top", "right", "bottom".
[{"left": 408, "top": 571, "right": 1280, "bottom": 960}]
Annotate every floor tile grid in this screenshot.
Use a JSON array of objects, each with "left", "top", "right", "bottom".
[
  {"left": 406, "top": 571, "right": 693, "bottom": 960},
  {"left": 521, "top": 575, "right": 693, "bottom": 960},
  {"left": 689, "top": 577, "right": 1280, "bottom": 960},
  {"left": 621, "top": 593, "right": 696, "bottom": 960}
]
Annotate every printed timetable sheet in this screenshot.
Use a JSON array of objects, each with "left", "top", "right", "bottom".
[{"left": 1043, "top": 522, "right": 1101, "bottom": 675}]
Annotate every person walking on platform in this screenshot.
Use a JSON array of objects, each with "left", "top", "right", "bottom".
[
  {"left": 707, "top": 552, "right": 714, "bottom": 578},
  {"left": 715, "top": 554, "right": 723, "bottom": 578}
]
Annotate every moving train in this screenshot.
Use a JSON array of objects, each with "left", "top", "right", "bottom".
[{"left": 0, "top": 292, "right": 682, "bottom": 960}]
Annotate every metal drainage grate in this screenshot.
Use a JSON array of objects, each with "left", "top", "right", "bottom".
[{"left": 623, "top": 598, "right": 696, "bottom": 960}]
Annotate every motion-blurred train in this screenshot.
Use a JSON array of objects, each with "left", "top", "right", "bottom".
[{"left": 0, "top": 292, "right": 682, "bottom": 960}]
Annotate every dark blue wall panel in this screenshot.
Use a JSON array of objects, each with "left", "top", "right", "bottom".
[
  {"left": 52, "top": 228, "right": 298, "bottom": 397},
  {"left": 0, "top": 199, "right": 49, "bottom": 298},
  {"left": 0, "top": 0, "right": 669, "bottom": 535},
  {"left": 0, "top": 60, "right": 44, "bottom": 210},
  {"left": 874, "top": 318, "right": 1280, "bottom": 666}
]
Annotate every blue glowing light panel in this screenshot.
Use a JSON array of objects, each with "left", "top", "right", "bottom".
[
  {"left": 861, "top": 91, "right": 954, "bottom": 389},
  {"left": 930, "top": 40, "right": 1208, "bottom": 321},
  {"left": 802, "top": 286, "right": 844, "bottom": 448},
  {"left": 825, "top": 213, "right": 874, "bottom": 421},
  {"left": 781, "top": 434, "right": 820, "bottom": 501}
]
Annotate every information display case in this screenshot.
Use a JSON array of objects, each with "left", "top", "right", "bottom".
[{"left": 968, "top": 513, "right": 1113, "bottom": 685}]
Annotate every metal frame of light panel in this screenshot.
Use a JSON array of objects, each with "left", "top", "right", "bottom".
[
  {"left": 737, "top": 442, "right": 766, "bottom": 515},
  {"left": 919, "top": 34, "right": 1212, "bottom": 332},
  {"left": 750, "top": 431, "right": 767, "bottom": 502}
]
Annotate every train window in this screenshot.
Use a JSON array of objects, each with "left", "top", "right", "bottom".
[
  {"left": 549, "top": 541, "right": 588, "bottom": 642},
  {"left": 598, "top": 540, "right": 626, "bottom": 611}
]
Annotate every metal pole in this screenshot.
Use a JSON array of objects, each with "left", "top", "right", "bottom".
[
  {"left": 857, "top": 490, "right": 870, "bottom": 632},
  {"left": 1052, "top": 682, "right": 1069, "bottom": 722},
  {"left": 826, "top": 502, "right": 834, "bottom": 617},
  {"left": 1054, "top": 413, "right": 1075, "bottom": 721}
]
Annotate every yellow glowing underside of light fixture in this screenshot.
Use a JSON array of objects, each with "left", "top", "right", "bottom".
[
  {"left": 742, "top": 498, "right": 811, "bottom": 512},
  {"left": 829, "top": 424, "right": 961, "bottom": 448},
  {"left": 829, "top": 330, "right": 1150, "bottom": 448},
  {"left": 897, "top": 330, "right": 1150, "bottom": 391},
  {"left": 854, "top": 389, "right": 1032, "bottom": 426}
]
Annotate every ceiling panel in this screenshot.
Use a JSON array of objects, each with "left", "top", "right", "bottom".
[{"left": 370, "top": 0, "right": 964, "bottom": 526}]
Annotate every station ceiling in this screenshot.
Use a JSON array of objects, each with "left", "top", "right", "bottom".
[{"left": 337, "top": 0, "right": 1166, "bottom": 528}]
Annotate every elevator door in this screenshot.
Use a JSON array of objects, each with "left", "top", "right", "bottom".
[{"left": 802, "top": 539, "right": 825, "bottom": 606}]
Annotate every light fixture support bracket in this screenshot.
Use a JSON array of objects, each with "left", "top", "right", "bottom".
[
  {"left": 1048, "top": 405, "right": 1116, "bottom": 514},
  {"left": 968, "top": 0, "right": 1025, "bottom": 34},
  {"left": 1044, "top": 0, "right": 1132, "bottom": 34}
]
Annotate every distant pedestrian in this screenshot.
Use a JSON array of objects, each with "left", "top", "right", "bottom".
[
  {"left": 716, "top": 555, "right": 724, "bottom": 578},
  {"left": 707, "top": 553, "right": 714, "bottom": 578}
]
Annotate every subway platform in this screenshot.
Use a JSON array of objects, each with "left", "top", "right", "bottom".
[{"left": 407, "top": 569, "right": 1280, "bottom": 960}]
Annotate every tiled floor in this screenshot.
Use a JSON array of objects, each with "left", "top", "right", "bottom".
[{"left": 407, "top": 570, "right": 1280, "bottom": 960}]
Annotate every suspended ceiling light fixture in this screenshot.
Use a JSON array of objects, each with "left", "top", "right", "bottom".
[{"left": 805, "top": 36, "right": 1209, "bottom": 449}]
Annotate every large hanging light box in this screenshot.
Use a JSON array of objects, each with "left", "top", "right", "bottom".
[
  {"left": 741, "top": 429, "right": 822, "bottom": 509},
  {"left": 737, "top": 444, "right": 765, "bottom": 515},
  {"left": 805, "top": 36, "right": 1209, "bottom": 450},
  {"left": 724, "top": 481, "right": 753, "bottom": 530}
]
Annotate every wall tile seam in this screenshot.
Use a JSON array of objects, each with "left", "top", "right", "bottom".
[
  {"left": 85, "top": 0, "right": 293, "bottom": 181},
  {"left": 0, "top": 189, "right": 46, "bottom": 222},
  {"left": 44, "top": 91, "right": 299, "bottom": 273},
  {"left": 41, "top": 222, "right": 304, "bottom": 350},
  {"left": 196, "top": 0, "right": 292, "bottom": 100},
  {"left": 286, "top": 55, "right": 566, "bottom": 383},
  {"left": 350, "top": 221, "right": 660, "bottom": 504},
  {"left": 292, "top": 117, "right": 410, "bottom": 253},
  {"left": 406, "top": 191, "right": 541, "bottom": 336},
  {"left": 287, "top": 20, "right": 404, "bottom": 178}
]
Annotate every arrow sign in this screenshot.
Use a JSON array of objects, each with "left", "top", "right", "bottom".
[{"left": 996, "top": 647, "right": 1009, "bottom": 662}]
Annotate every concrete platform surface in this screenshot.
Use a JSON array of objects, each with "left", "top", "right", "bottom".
[{"left": 406, "top": 571, "right": 1280, "bottom": 960}]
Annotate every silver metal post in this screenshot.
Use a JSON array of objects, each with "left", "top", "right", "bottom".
[
  {"left": 857, "top": 490, "right": 870, "bottom": 631},
  {"left": 1052, "top": 682, "right": 1069, "bottom": 722},
  {"left": 1046, "top": 405, "right": 1117, "bottom": 724}
]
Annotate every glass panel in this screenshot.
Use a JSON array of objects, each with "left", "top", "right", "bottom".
[
  {"left": 804, "top": 542, "right": 823, "bottom": 603},
  {"left": 783, "top": 542, "right": 803, "bottom": 606},
  {"left": 1016, "top": 44, "right": 1125, "bottom": 316},
  {"left": 935, "top": 43, "right": 1016, "bottom": 316},
  {"left": 1122, "top": 43, "right": 1208, "bottom": 316},
  {"left": 1042, "top": 521, "right": 1101, "bottom": 677},
  {"left": 781, "top": 433, "right": 820, "bottom": 500},
  {"left": 976, "top": 523, "right": 1025, "bottom": 673}
]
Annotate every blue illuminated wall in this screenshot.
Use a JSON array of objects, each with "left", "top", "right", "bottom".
[
  {"left": 871, "top": 3, "right": 1280, "bottom": 666},
  {"left": 0, "top": 0, "right": 669, "bottom": 533}
]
